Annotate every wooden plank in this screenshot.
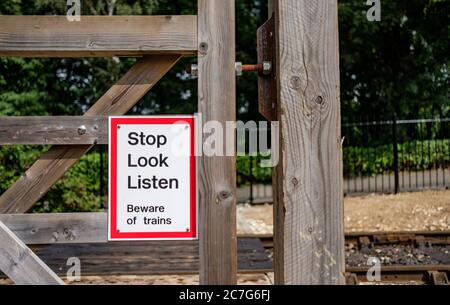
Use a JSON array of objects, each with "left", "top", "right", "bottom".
[
  {"left": 0, "top": 116, "right": 108, "bottom": 145},
  {"left": 0, "top": 16, "right": 197, "bottom": 57},
  {"left": 0, "top": 55, "right": 181, "bottom": 214},
  {"left": 270, "top": 0, "right": 345, "bottom": 284},
  {"left": 0, "top": 213, "right": 107, "bottom": 244},
  {"left": 0, "top": 220, "right": 64, "bottom": 285},
  {"left": 198, "top": 0, "right": 237, "bottom": 285},
  {"left": 0, "top": 212, "right": 272, "bottom": 246},
  {"left": 0, "top": 238, "right": 272, "bottom": 277}
]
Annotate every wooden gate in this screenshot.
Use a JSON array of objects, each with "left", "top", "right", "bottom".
[{"left": 0, "top": 0, "right": 343, "bottom": 285}]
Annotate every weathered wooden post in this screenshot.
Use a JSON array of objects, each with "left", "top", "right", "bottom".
[
  {"left": 269, "top": 0, "right": 345, "bottom": 284},
  {"left": 198, "top": 0, "right": 238, "bottom": 284}
]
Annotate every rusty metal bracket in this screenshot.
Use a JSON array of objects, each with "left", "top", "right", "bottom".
[
  {"left": 257, "top": 15, "right": 277, "bottom": 122},
  {"left": 187, "top": 15, "right": 277, "bottom": 121}
]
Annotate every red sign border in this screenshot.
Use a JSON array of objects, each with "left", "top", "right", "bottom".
[{"left": 108, "top": 116, "right": 197, "bottom": 240}]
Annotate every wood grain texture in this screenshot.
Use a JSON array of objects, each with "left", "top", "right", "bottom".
[
  {"left": 0, "top": 56, "right": 180, "bottom": 214},
  {"left": 0, "top": 116, "right": 108, "bottom": 145},
  {"left": 0, "top": 220, "right": 64, "bottom": 285},
  {"left": 198, "top": 0, "right": 237, "bottom": 285},
  {"left": 0, "top": 238, "right": 271, "bottom": 277},
  {"left": 0, "top": 213, "right": 107, "bottom": 244},
  {"left": 270, "top": 0, "right": 345, "bottom": 284},
  {"left": 0, "top": 16, "right": 197, "bottom": 57}
]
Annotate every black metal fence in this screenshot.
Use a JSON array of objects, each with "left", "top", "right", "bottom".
[
  {"left": 236, "top": 117, "right": 450, "bottom": 203},
  {"left": 342, "top": 118, "right": 450, "bottom": 194}
]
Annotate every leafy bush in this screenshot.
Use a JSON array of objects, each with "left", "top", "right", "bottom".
[
  {"left": 344, "top": 139, "right": 450, "bottom": 177},
  {"left": 237, "top": 155, "right": 272, "bottom": 186},
  {"left": 236, "top": 139, "right": 450, "bottom": 184},
  {"left": 0, "top": 146, "right": 105, "bottom": 213}
]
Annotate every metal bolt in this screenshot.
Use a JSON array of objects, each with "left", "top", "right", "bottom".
[
  {"left": 77, "top": 125, "right": 87, "bottom": 135},
  {"left": 235, "top": 62, "right": 243, "bottom": 76},
  {"left": 190, "top": 61, "right": 272, "bottom": 77},
  {"left": 235, "top": 61, "right": 272, "bottom": 76},
  {"left": 189, "top": 64, "right": 198, "bottom": 77},
  {"left": 262, "top": 61, "right": 272, "bottom": 75}
]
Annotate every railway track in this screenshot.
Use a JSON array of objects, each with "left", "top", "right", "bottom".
[
  {"left": 255, "top": 230, "right": 450, "bottom": 249},
  {"left": 256, "top": 231, "right": 450, "bottom": 285},
  {"left": 345, "top": 265, "right": 450, "bottom": 285}
]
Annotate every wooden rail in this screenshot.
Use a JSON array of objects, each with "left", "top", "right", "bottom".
[
  {"left": 0, "top": 213, "right": 107, "bottom": 244},
  {"left": 0, "top": 220, "right": 64, "bottom": 284},
  {"left": 0, "top": 116, "right": 108, "bottom": 145},
  {"left": 0, "top": 16, "right": 197, "bottom": 57},
  {"left": 0, "top": 238, "right": 272, "bottom": 278}
]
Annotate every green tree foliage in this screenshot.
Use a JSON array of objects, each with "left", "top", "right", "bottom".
[
  {"left": 339, "top": 0, "right": 449, "bottom": 120},
  {"left": 0, "top": 0, "right": 448, "bottom": 211}
]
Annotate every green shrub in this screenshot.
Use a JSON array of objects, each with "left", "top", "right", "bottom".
[
  {"left": 344, "top": 139, "right": 450, "bottom": 177},
  {"left": 0, "top": 146, "right": 105, "bottom": 213},
  {"left": 237, "top": 155, "right": 272, "bottom": 186}
]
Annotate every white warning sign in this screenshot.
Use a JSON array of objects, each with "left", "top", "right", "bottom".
[{"left": 108, "top": 116, "right": 197, "bottom": 241}]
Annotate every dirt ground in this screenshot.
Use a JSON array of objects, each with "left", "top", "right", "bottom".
[
  {"left": 238, "top": 189, "right": 450, "bottom": 235},
  {"left": 343, "top": 190, "right": 450, "bottom": 232}
]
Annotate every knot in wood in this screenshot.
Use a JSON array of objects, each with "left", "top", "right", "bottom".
[
  {"left": 199, "top": 42, "right": 209, "bottom": 55},
  {"left": 218, "top": 191, "right": 232, "bottom": 201},
  {"left": 315, "top": 96, "right": 324, "bottom": 105},
  {"left": 290, "top": 76, "right": 301, "bottom": 90}
]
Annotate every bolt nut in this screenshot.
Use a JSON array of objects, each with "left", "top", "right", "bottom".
[
  {"left": 77, "top": 125, "right": 87, "bottom": 135},
  {"left": 235, "top": 62, "right": 243, "bottom": 76},
  {"left": 190, "top": 64, "right": 198, "bottom": 77},
  {"left": 262, "top": 61, "right": 272, "bottom": 75}
]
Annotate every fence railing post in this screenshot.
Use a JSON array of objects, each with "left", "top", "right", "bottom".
[
  {"left": 393, "top": 117, "right": 400, "bottom": 194},
  {"left": 198, "top": 0, "right": 237, "bottom": 285},
  {"left": 270, "top": 0, "right": 345, "bottom": 284}
]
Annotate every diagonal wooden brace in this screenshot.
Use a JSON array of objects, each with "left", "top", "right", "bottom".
[
  {"left": 0, "top": 55, "right": 181, "bottom": 214},
  {"left": 0, "top": 220, "right": 64, "bottom": 284}
]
